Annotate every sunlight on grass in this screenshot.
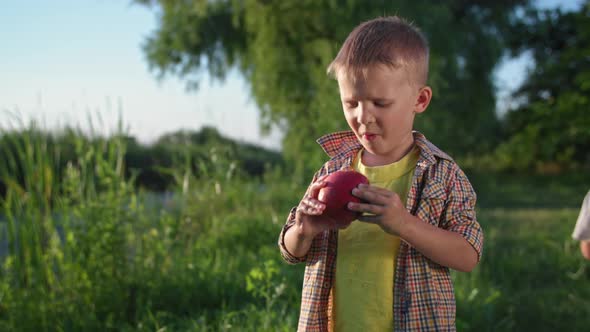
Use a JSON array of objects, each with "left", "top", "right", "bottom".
[{"left": 1, "top": 116, "right": 589, "bottom": 331}]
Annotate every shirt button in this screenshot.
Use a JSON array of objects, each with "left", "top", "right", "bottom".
[{"left": 323, "top": 281, "right": 330, "bottom": 289}]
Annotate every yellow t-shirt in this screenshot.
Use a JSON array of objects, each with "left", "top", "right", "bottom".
[{"left": 332, "top": 146, "right": 419, "bottom": 332}]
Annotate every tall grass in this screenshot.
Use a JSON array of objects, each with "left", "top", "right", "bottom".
[
  {"left": 0, "top": 116, "right": 136, "bottom": 330},
  {"left": 0, "top": 117, "right": 302, "bottom": 331},
  {"left": 1, "top": 117, "right": 589, "bottom": 331}
]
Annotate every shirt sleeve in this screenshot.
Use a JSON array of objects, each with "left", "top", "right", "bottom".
[
  {"left": 278, "top": 165, "right": 328, "bottom": 264},
  {"left": 572, "top": 190, "right": 590, "bottom": 241},
  {"left": 443, "top": 167, "right": 484, "bottom": 261}
]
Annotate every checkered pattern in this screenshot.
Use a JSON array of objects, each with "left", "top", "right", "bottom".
[{"left": 279, "top": 131, "right": 483, "bottom": 332}]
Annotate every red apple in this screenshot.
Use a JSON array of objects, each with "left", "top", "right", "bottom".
[{"left": 317, "top": 170, "right": 369, "bottom": 225}]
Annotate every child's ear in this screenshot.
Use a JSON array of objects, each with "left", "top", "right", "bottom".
[{"left": 414, "top": 86, "right": 432, "bottom": 114}]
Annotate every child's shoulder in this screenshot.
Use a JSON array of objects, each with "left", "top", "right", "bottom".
[
  {"left": 414, "top": 132, "right": 474, "bottom": 188},
  {"left": 413, "top": 131, "right": 453, "bottom": 163}
]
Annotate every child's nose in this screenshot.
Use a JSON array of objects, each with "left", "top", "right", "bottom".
[{"left": 357, "top": 104, "right": 375, "bottom": 124}]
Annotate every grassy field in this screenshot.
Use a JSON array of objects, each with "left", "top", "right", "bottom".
[{"left": 1, "top": 128, "right": 589, "bottom": 331}]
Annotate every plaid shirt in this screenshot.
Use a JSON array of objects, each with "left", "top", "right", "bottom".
[{"left": 279, "top": 131, "right": 483, "bottom": 332}]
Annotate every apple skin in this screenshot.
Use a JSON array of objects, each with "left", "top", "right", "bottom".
[{"left": 317, "top": 170, "right": 370, "bottom": 226}]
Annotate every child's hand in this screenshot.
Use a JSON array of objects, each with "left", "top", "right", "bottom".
[
  {"left": 348, "top": 184, "right": 410, "bottom": 235},
  {"left": 295, "top": 179, "right": 341, "bottom": 238}
]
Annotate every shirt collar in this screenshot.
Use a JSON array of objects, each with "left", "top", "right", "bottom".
[
  {"left": 316, "top": 130, "right": 452, "bottom": 168},
  {"left": 316, "top": 130, "right": 361, "bottom": 159}
]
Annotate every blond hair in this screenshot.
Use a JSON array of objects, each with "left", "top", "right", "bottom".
[{"left": 327, "top": 16, "right": 429, "bottom": 86}]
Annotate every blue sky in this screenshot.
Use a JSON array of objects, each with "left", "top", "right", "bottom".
[{"left": 0, "top": 0, "right": 582, "bottom": 151}]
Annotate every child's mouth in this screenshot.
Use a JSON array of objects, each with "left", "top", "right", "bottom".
[{"left": 363, "top": 134, "right": 377, "bottom": 141}]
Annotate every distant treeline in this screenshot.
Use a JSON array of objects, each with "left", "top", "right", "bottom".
[
  {"left": 0, "top": 126, "right": 284, "bottom": 197},
  {"left": 136, "top": 1, "right": 590, "bottom": 174}
]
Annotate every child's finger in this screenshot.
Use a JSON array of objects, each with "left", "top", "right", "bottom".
[
  {"left": 357, "top": 214, "right": 381, "bottom": 224},
  {"left": 307, "top": 179, "right": 327, "bottom": 198},
  {"left": 357, "top": 183, "right": 394, "bottom": 197},
  {"left": 307, "top": 197, "right": 326, "bottom": 209},
  {"left": 297, "top": 198, "right": 325, "bottom": 215},
  {"left": 348, "top": 201, "right": 385, "bottom": 215},
  {"left": 352, "top": 187, "right": 390, "bottom": 205}
]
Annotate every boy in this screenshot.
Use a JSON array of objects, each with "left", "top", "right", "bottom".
[
  {"left": 572, "top": 190, "right": 590, "bottom": 260},
  {"left": 278, "top": 16, "right": 483, "bottom": 331}
]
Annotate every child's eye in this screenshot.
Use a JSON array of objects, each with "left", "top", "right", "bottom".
[
  {"left": 374, "top": 101, "right": 390, "bottom": 108},
  {"left": 344, "top": 101, "right": 358, "bottom": 108}
]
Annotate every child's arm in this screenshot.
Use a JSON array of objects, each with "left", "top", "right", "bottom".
[
  {"left": 581, "top": 241, "right": 590, "bottom": 260},
  {"left": 573, "top": 190, "right": 590, "bottom": 260},
  {"left": 283, "top": 180, "right": 333, "bottom": 258},
  {"left": 349, "top": 184, "right": 478, "bottom": 272},
  {"left": 348, "top": 169, "right": 482, "bottom": 272},
  {"left": 279, "top": 174, "right": 340, "bottom": 263}
]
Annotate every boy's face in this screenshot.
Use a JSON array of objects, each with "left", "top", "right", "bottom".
[{"left": 337, "top": 65, "right": 432, "bottom": 165}]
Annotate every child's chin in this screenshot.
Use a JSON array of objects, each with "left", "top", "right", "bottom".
[{"left": 360, "top": 144, "right": 378, "bottom": 154}]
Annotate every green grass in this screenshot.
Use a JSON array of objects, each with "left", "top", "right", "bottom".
[
  {"left": 452, "top": 171, "right": 590, "bottom": 331},
  {"left": 454, "top": 208, "right": 590, "bottom": 331},
  {"left": 1, "top": 123, "right": 589, "bottom": 331},
  {"left": 467, "top": 170, "right": 590, "bottom": 209}
]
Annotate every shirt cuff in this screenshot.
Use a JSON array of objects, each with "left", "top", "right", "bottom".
[{"left": 278, "top": 207, "right": 307, "bottom": 264}]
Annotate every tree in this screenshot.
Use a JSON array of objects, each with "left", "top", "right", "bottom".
[
  {"left": 136, "top": 0, "right": 529, "bottom": 173},
  {"left": 497, "top": 1, "right": 590, "bottom": 171}
]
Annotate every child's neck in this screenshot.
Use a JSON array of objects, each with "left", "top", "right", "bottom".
[{"left": 362, "top": 141, "right": 416, "bottom": 167}]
